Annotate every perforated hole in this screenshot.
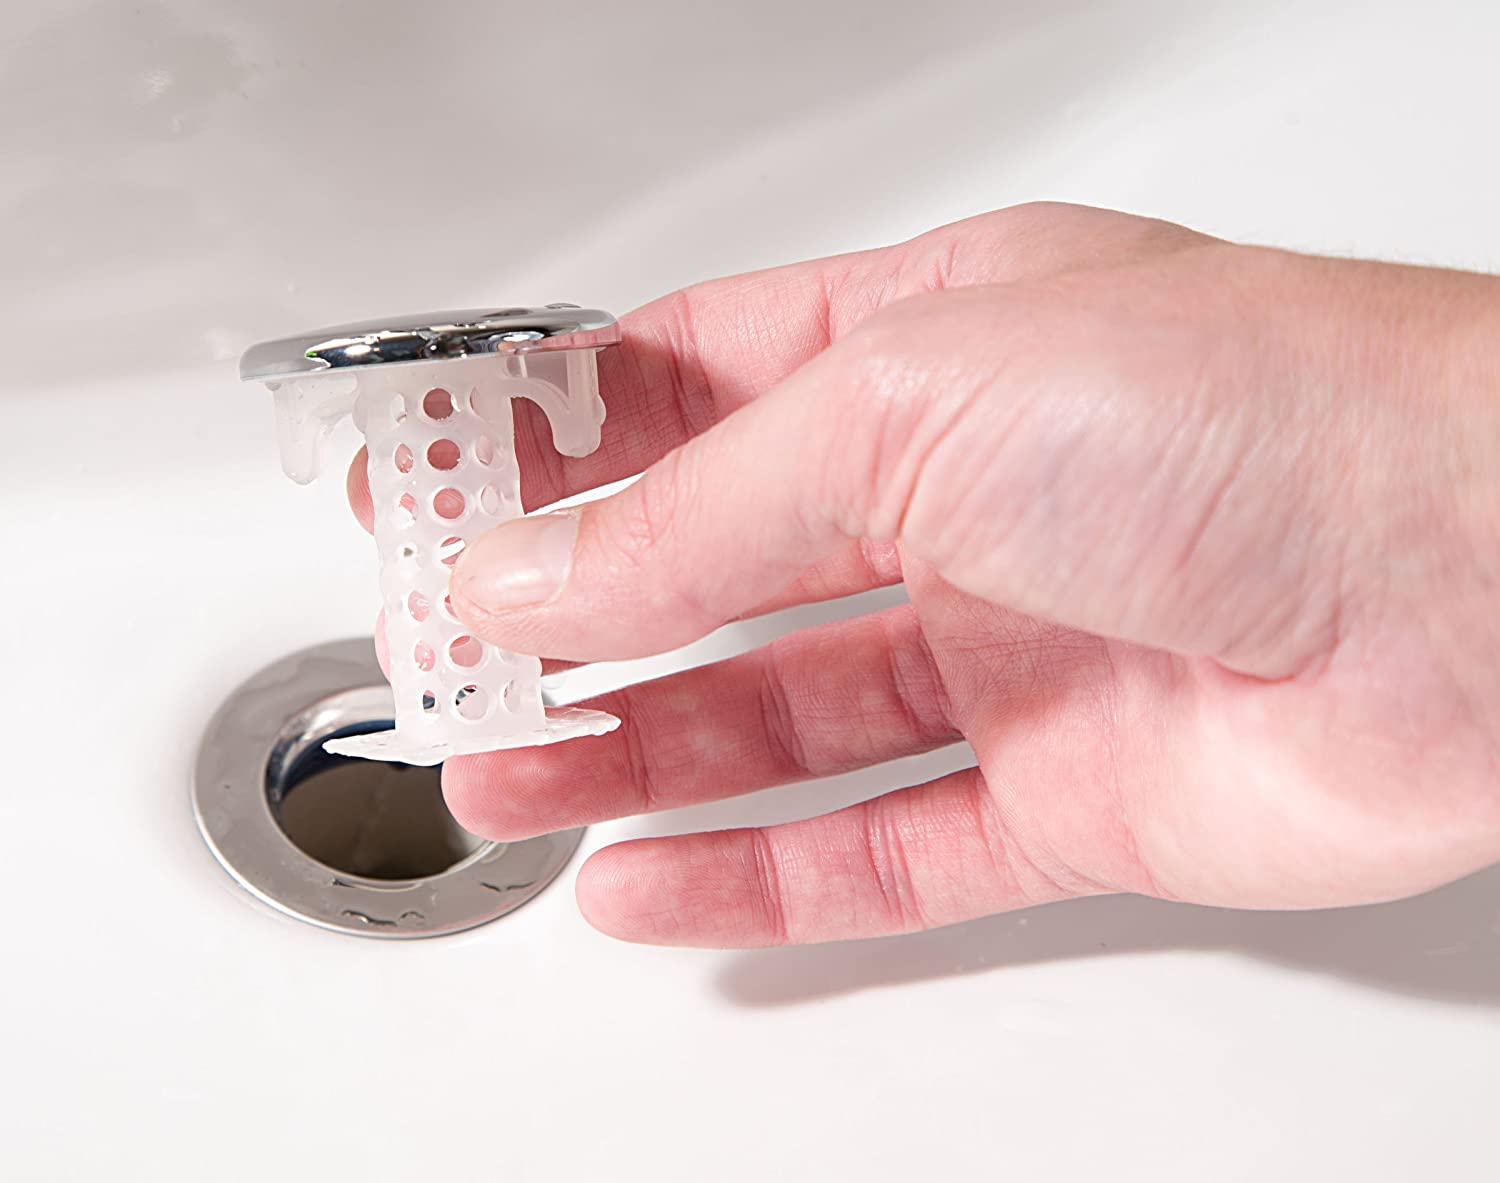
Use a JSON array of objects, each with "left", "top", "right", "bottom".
[
  {"left": 455, "top": 685, "right": 491, "bottom": 721},
  {"left": 427, "top": 439, "right": 461, "bottom": 471},
  {"left": 434, "top": 488, "right": 467, "bottom": 521},
  {"left": 407, "top": 591, "right": 431, "bottom": 622},
  {"left": 394, "top": 443, "right": 414, "bottom": 474},
  {"left": 397, "top": 543, "right": 419, "bottom": 564},
  {"left": 413, "top": 641, "right": 435, "bottom": 672},
  {"left": 396, "top": 492, "right": 417, "bottom": 526},
  {"left": 390, "top": 395, "right": 408, "bottom": 424},
  {"left": 448, "top": 635, "right": 483, "bottom": 668},
  {"left": 502, "top": 680, "right": 524, "bottom": 713},
  {"left": 441, "top": 593, "right": 459, "bottom": 621},
  {"left": 479, "top": 485, "right": 502, "bottom": 516},
  {"left": 420, "top": 689, "right": 438, "bottom": 714},
  {"left": 438, "top": 537, "right": 465, "bottom": 566},
  {"left": 423, "top": 388, "right": 455, "bottom": 420},
  {"left": 474, "top": 436, "right": 496, "bottom": 466}
]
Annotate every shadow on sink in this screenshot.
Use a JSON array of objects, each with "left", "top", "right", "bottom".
[{"left": 716, "top": 862, "right": 1500, "bottom": 1009}]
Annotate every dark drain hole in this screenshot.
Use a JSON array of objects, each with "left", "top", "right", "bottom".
[{"left": 268, "top": 723, "right": 483, "bottom": 880}]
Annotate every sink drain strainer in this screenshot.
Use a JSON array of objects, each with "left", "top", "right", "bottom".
[
  {"left": 239, "top": 306, "right": 621, "bottom": 765},
  {"left": 193, "top": 638, "right": 583, "bottom": 938}
]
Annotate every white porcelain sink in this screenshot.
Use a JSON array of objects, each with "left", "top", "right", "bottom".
[{"left": 4, "top": 1, "right": 1498, "bottom": 1178}]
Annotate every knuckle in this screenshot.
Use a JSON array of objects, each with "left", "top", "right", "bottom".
[
  {"left": 654, "top": 286, "right": 720, "bottom": 438},
  {"left": 612, "top": 693, "right": 663, "bottom": 815},
  {"left": 991, "top": 198, "right": 1082, "bottom": 232},
  {"left": 817, "top": 295, "right": 1008, "bottom": 541},
  {"left": 755, "top": 645, "right": 812, "bottom": 779},
  {"left": 810, "top": 318, "right": 930, "bottom": 536},
  {"left": 984, "top": 199, "right": 1152, "bottom": 243},
  {"left": 960, "top": 201, "right": 1210, "bottom": 284},
  {"left": 748, "top": 830, "right": 791, "bottom": 945},
  {"left": 859, "top": 794, "right": 929, "bottom": 932},
  {"left": 600, "top": 447, "right": 720, "bottom": 627},
  {"left": 879, "top": 611, "right": 955, "bottom": 740},
  {"left": 607, "top": 448, "right": 689, "bottom": 566}
]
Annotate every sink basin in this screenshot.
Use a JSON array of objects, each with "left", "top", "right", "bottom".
[{"left": 4, "top": 1, "right": 1498, "bottom": 1179}]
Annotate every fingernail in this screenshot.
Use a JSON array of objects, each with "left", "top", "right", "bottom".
[{"left": 453, "top": 512, "right": 579, "bottom": 611}]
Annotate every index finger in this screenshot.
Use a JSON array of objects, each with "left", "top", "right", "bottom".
[
  {"left": 346, "top": 207, "right": 1017, "bottom": 525},
  {"left": 349, "top": 203, "right": 1210, "bottom": 516}
]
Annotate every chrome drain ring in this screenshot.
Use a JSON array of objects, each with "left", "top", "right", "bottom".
[{"left": 193, "top": 638, "right": 583, "bottom": 938}]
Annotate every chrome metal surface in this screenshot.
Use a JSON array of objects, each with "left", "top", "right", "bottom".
[
  {"left": 239, "top": 305, "right": 620, "bottom": 381},
  {"left": 192, "top": 637, "right": 584, "bottom": 938}
]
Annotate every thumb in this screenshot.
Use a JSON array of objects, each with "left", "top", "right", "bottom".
[{"left": 447, "top": 335, "right": 895, "bottom": 662}]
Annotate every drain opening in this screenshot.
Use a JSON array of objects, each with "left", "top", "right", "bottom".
[
  {"left": 197, "top": 641, "right": 585, "bottom": 938},
  {"left": 268, "top": 723, "right": 482, "bottom": 880}
]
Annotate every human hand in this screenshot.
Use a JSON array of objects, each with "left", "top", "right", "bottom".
[{"left": 349, "top": 202, "right": 1500, "bottom": 946}]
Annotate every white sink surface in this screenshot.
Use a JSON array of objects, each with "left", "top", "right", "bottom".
[{"left": 4, "top": 1, "right": 1499, "bottom": 1178}]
